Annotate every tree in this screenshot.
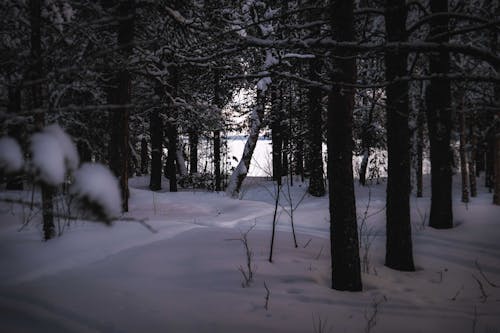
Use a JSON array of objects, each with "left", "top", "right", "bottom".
[
  {"left": 384, "top": 0, "right": 415, "bottom": 271},
  {"left": 307, "top": 1, "right": 325, "bottom": 197},
  {"left": 426, "top": 0, "right": 453, "bottom": 229},
  {"left": 108, "top": 0, "right": 135, "bottom": 212},
  {"left": 30, "top": 0, "right": 55, "bottom": 241},
  {"left": 328, "top": 0, "right": 362, "bottom": 291}
]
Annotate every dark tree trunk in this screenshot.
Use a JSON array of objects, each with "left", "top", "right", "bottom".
[
  {"left": 189, "top": 131, "right": 198, "bottom": 174},
  {"left": 415, "top": 87, "right": 425, "bottom": 198},
  {"left": 149, "top": 109, "right": 162, "bottom": 191},
  {"left": 328, "top": 0, "right": 362, "bottom": 291},
  {"left": 358, "top": 91, "right": 376, "bottom": 186},
  {"left": 271, "top": 87, "right": 283, "bottom": 184},
  {"left": 31, "top": 0, "right": 54, "bottom": 240},
  {"left": 214, "top": 71, "right": 222, "bottom": 191},
  {"left": 384, "top": 0, "right": 415, "bottom": 271},
  {"left": 6, "top": 86, "right": 24, "bottom": 190},
  {"left": 77, "top": 141, "right": 92, "bottom": 163},
  {"left": 426, "top": 0, "right": 453, "bottom": 229},
  {"left": 486, "top": 136, "right": 495, "bottom": 189},
  {"left": 494, "top": 134, "right": 500, "bottom": 205},
  {"left": 458, "top": 98, "right": 469, "bottom": 203},
  {"left": 140, "top": 136, "right": 148, "bottom": 175},
  {"left": 166, "top": 122, "right": 177, "bottom": 192},
  {"left": 492, "top": 9, "right": 500, "bottom": 204},
  {"left": 307, "top": 49, "right": 325, "bottom": 197},
  {"left": 468, "top": 121, "right": 477, "bottom": 197},
  {"left": 109, "top": 0, "right": 134, "bottom": 212}
]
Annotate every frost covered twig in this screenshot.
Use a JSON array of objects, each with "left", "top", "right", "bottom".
[
  {"left": 364, "top": 296, "right": 386, "bottom": 333},
  {"left": 312, "top": 313, "right": 332, "bottom": 333},
  {"left": 472, "top": 274, "right": 488, "bottom": 303},
  {"left": 264, "top": 281, "right": 270, "bottom": 311},
  {"left": 475, "top": 260, "right": 499, "bottom": 288},
  {"left": 226, "top": 223, "right": 256, "bottom": 287}
]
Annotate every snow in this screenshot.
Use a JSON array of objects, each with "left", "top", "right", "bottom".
[
  {"left": 29, "top": 124, "right": 79, "bottom": 186},
  {"left": 70, "top": 163, "right": 122, "bottom": 221},
  {"left": 44, "top": 124, "right": 79, "bottom": 171},
  {"left": 256, "top": 76, "right": 272, "bottom": 92},
  {"left": 0, "top": 136, "right": 24, "bottom": 173},
  {"left": 1, "top": 175, "right": 499, "bottom": 332},
  {"left": 30, "top": 132, "right": 66, "bottom": 186}
]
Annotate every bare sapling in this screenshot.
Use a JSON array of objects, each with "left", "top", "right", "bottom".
[{"left": 227, "top": 223, "right": 256, "bottom": 287}]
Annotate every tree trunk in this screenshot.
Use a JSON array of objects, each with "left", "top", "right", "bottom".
[
  {"left": 227, "top": 89, "right": 265, "bottom": 198},
  {"left": 6, "top": 86, "right": 24, "bottom": 190},
  {"left": 494, "top": 134, "right": 500, "bottom": 205},
  {"left": 468, "top": 121, "right": 477, "bottom": 197},
  {"left": 149, "top": 109, "right": 162, "bottom": 191},
  {"left": 415, "top": 88, "right": 425, "bottom": 198},
  {"left": 166, "top": 122, "right": 177, "bottom": 192},
  {"left": 458, "top": 99, "right": 469, "bottom": 203},
  {"left": 307, "top": 50, "right": 325, "bottom": 196},
  {"left": 214, "top": 71, "right": 222, "bottom": 191},
  {"left": 140, "top": 136, "right": 148, "bottom": 175},
  {"left": 30, "top": 0, "right": 54, "bottom": 240},
  {"left": 384, "top": 0, "right": 415, "bottom": 271},
  {"left": 359, "top": 91, "right": 376, "bottom": 186},
  {"left": 271, "top": 87, "right": 283, "bottom": 184},
  {"left": 426, "top": 0, "right": 453, "bottom": 229},
  {"left": 328, "top": 0, "right": 362, "bottom": 291},
  {"left": 189, "top": 131, "right": 198, "bottom": 174},
  {"left": 109, "top": 0, "right": 134, "bottom": 212}
]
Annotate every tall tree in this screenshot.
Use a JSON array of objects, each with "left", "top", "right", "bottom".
[
  {"left": 31, "top": 0, "right": 54, "bottom": 240},
  {"left": 306, "top": 1, "right": 325, "bottom": 196},
  {"left": 384, "top": 0, "right": 415, "bottom": 271},
  {"left": 426, "top": 0, "right": 453, "bottom": 229},
  {"left": 328, "top": 0, "right": 362, "bottom": 291},
  {"left": 109, "top": 0, "right": 135, "bottom": 212}
]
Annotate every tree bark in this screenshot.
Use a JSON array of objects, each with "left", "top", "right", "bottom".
[
  {"left": 426, "top": 0, "right": 453, "bottom": 229},
  {"left": 271, "top": 87, "right": 283, "bottom": 184},
  {"left": 384, "top": 0, "right": 415, "bottom": 271},
  {"left": 6, "top": 86, "right": 24, "bottom": 190},
  {"left": 214, "top": 71, "right": 222, "bottom": 191},
  {"left": 140, "top": 136, "right": 148, "bottom": 175},
  {"left": 328, "top": 0, "right": 362, "bottom": 291},
  {"left": 189, "top": 131, "right": 198, "bottom": 174},
  {"left": 415, "top": 85, "right": 425, "bottom": 198},
  {"left": 227, "top": 89, "right": 265, "bottom": 198},
  {"left": 30, "top": 0, "right": 54, "bottom": 240},
  {"left": 307, "top": 36, "right": 325, "bottom": 196},
  {"left": 109, "top": 0, "right": 134, "bottom": 212},
  {"left": 494, "top": 134, "right": 500, "bottom": 205},
  {"left": 165, "top": 121, "right": 177, "bottom": 192},
  {"left": 468, "top": 121, "right": 477, "bottom": 197},
  {"left": 149, "top": 109, "right": 162, "bottom": 191},
  {"left": 458, "top": 96, "right": 469, "bottom": 203}
]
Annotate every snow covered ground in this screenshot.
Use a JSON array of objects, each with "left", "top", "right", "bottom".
[{"left": 1, "top": 175, "right": 499, "bottom": 332}]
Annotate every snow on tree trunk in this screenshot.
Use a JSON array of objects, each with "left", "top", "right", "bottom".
[{"left": 226, "top": 90, "right": 265, "bottom": 198}]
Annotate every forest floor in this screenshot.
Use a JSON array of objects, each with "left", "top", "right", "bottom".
[{"left": 0, "top": 175, "right": 499, "bottom": 333}]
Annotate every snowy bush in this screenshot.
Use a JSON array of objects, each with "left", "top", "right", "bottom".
[
  {"left": 30, "top": 131, "right": 67, "bottom": 186},
  {"left": 44, "top": 124, "right": 79, "bottom": 171},
  {"left": 0, "top": 136, "right": 24, "bottom": 173},
  {"left": 70, "top": 163, "right": 121, "bottom": 222},
  {"left": 30, "top": 124, "right": 80, "bottom": 185},
  {"left": 3, "top": 124, "right": 121, "bottom": 225}
]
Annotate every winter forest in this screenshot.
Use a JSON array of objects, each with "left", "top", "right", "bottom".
[{"left": 0, "top": 0, "right": 500, "bottom": 332}]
